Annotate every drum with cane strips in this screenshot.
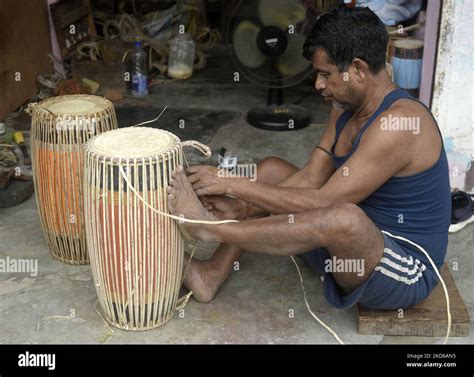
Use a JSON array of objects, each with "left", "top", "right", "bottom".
[
  {"left": 84, "top": 127, "right": 211, "bottom": 330},
  {"left": 27, "top": 95, "right": 118, "bottom": 264}
]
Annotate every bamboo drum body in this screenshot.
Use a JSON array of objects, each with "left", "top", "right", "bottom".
[
  {"left": 84, "top": 127, "right": 185, "bottom": 331},
  {"left": 29, "top": 95, "right": 118, "bottom": 264}
]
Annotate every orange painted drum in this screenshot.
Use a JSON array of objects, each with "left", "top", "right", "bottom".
[
  {"left": 84, "top": 127, "right": 187, "bottom": 330},
  {"left": 27, "top": 95, "right": 118, "bottom": 264}
]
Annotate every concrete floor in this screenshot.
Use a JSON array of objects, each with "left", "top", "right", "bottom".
[{"left": 0, "top": 48, "right": 472, "bottom": 344}]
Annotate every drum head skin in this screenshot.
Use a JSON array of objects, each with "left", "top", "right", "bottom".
[
  {"left": 38, "top": 94, "right": 112, "bottom": 116},
  {"left": 87, "top": 127, "right": 179, "bottom": 160}
]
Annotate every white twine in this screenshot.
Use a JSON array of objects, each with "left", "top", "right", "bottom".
[
  {"left": 290, "top": 255, "right": 345, "bottom": 345},
  {"left": 117, "top": 165, "right": 239, "bottom": 225}
]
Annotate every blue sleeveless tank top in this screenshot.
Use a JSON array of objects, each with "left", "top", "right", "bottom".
[{"left": 329, "top": 88, "right": 451, "bottom": 268}]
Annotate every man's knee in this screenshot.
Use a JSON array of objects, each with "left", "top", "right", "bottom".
[
  {"left": 334, "top": 202, "right": 366, "bottom": 224},
  {"left": 329, "top": 203, "right": 368, "bottom": 238},
  {"left": 306, "top": 203, "right": 368, "bottom": 244},
  {"left": 257, "top": 156, "right": 297, "bottom": 185},
  {"left": 258, "top": 156, "right": 286, "bottom": 174}
]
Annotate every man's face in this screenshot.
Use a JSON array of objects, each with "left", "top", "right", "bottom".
[{"left": 312, "top": 49, "right": 361, "bottom": 111}]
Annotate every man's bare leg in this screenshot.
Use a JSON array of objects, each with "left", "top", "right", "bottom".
[
  {"left": 168, "top": 168, "right": 384, "bottom": 293},
  {"left": 179, "top": 157, "right": 298, "bottom": 302}
]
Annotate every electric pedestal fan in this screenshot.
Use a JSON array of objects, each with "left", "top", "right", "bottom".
[{"left": 227, "top": 0, "right": 316, "bottom": 131}]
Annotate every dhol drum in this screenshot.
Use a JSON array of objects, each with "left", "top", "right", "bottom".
[
  {"left": 84, "top": 127, "right": 210, "bottom": 330},
  {"left": 391, "top": 39, "right": 424, "bottom": 98},
  {"left": 27, "top": 95, "right": 118, "bottom": 264}
]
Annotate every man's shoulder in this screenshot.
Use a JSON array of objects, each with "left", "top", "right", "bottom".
[
  {"left": 358, "top": 97, "right": 441, "bottom": 177},
  {"left": 363, "top": 104, "right": 416, "bottom": 145},
  {"left": 365, "top": 98, "right": 435, "bottom": 142},
  {"left": 387, "top": 98, "right": 432, "bottom": 118}
]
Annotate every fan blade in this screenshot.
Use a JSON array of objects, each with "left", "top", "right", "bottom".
[
  {"left": 276, "top": 33, "right": 311, "bottom": 76},
  {"left": 233, "top": 20, "right": 266, "bottom": 69},
  {"left": 258, "top": 0, "right": 306, "bottom": 29}
]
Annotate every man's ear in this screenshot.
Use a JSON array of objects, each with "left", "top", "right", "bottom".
[{"left": 351, "top": 58, "right": 368, "bottom": 81}]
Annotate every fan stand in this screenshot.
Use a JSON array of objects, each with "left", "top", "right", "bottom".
[{"left": 247, "top": 63, "right": 311, "bottom": 131}]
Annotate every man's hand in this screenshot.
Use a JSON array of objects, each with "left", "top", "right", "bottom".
[
  {"left": 187, "top": 165, "right": 235, "bottom": 196},
  {"left": 201, "top": 195, "right": 247, "bottom": 221}
]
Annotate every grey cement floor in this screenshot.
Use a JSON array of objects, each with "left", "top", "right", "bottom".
[{"left": 0, "top": 47, "right": 472, "bottom": 344}]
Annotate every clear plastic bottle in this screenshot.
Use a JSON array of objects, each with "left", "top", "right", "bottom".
[
  {"left": 131, "top": 41, "right": 148, "bottom": 96},
  {"left": 167, "top": 34, "right": 195, "bottom": 79}
]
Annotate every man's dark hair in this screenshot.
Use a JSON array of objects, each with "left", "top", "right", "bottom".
[{"left": 303, "top": 7, "right": 388, "bottom": 74}]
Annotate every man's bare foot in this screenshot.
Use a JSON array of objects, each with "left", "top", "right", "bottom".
[
  {"left": 182, "top": 253, "right": 224, "bottom": 303},
  {"left": 167, "top": 166, "right": 220, "bottom": 242}
]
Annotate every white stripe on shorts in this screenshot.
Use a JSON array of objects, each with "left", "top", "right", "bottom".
[
  {"left": 374, "top": 265, "right": 425, "bottom": 285},
  {"left": 379, "top": 256, "right": 426, "bottom": 276},
  {"left": 383, "top": 247, "right": 414, "bottom": 265}
]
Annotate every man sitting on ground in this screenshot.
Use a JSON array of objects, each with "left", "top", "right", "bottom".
[{"left": 166, "top": 7, "right": 451, "bottom": 311}]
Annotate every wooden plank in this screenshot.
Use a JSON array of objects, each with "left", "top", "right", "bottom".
[
  {"left": 0, "top": 0, "right": 53, "bottom": 120},
  {"left": 358, "top": 265, "right": 470, "bottom": 337}
]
